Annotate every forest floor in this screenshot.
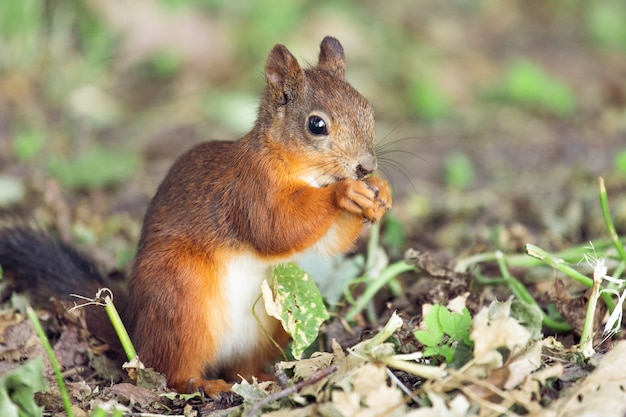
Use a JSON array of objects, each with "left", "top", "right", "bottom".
[{"left": 1, "top": 1, "right": 626, "bottom": 416}]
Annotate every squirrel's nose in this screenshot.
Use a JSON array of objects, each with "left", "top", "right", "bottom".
[{"left": 355, "top": 154, "right": 377, "bottom": 179}]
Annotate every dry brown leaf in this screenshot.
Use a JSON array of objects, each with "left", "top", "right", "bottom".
[
  {"left": 551, "top": 341, "right": 626, "bottom": 417},
  {"left": 471, "top": 298, "right": 531, "bottom": 360}
]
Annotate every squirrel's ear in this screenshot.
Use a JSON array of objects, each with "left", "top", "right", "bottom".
[
  {"left": 265, "top": 44, "right": 304, "bottom": 105},
  {"left": 318, "top": 36, "right": 345, "bottom": 79}
]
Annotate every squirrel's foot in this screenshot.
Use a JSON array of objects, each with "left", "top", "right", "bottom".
[{"left": 182, "top": 378, "right": 232, "bottom": 398}]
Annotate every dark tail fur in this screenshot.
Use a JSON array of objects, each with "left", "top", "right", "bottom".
[{"left": 0, "top": 227, "right": 125, "bottom": 358}]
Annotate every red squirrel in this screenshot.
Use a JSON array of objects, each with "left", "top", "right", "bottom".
[{"left": 0, "top": 36, "right": 391, "bottom": 396}]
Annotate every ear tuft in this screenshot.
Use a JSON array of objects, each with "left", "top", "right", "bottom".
[
  {"left": 265, "top": 44, "right": 304, "bottom": 104},
  {"left": 318, "top": 36, "right": 346, "bottom": 78}
]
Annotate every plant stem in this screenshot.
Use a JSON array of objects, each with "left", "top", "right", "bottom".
[
  {"left": 526, "top": 244, "right": 616, "bottom": 311},
  {"left": 494, "top": 251, "right": 573, "bottom": 332},
  {"left": 101, "top": 293, "right": 137, "bottom": 361},
  {"left": 580, "top": 273, "right": 600, "bottom": 357},
  {"left": 456, "top": 239, "right": 626, "bottom": 274},
  {"left": 365, "top": 222, "right": 381, "bottom": 276},
  {"left": 26, "top": 306, "right": 74, "bottom": 417},
  {"left": 598, "top": 177, "right": 626, "bottom": 263},
  {"left": 345, "top": 261, "right": 415, "bottom": 322}
]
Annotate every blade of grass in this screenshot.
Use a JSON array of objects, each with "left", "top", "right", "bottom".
[
  {"left": 494, "top": 251, "right": 572, "bottom": 332},
  {"left": 598, "top": 177, "right": 626, "bottom": 263},
  {"left": 345, "top": 261, "right": 415, "bottom": 322},
  {"left": 101, "top": 292, "right": 137, "bottom": 361},
  {"left": 525, "top": 244, "right": 616, "bottom": 311},
  {"left": 26, "top": 306, "right": 74, "bottom": 417},
  {"left": 70, "top": 288, "right": 137, "bottom": 361}
]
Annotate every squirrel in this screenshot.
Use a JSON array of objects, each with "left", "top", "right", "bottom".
[{"left": 0, "top": 36, "right": 391, "bottom": 396}]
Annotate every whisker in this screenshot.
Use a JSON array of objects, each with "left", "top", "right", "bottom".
[
  {"left": 377, "top": 149, "right": 427, "bottom": 162},
  {"left": 376, "top": 135, "right": 434, "bottom": 152},
  {"left": 377, "top": 158, "right": 418, "bottom": 194}
]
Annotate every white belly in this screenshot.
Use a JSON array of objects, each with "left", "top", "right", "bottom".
[{"left": 216, "top": 252, "right": 274, "bottom": 365}]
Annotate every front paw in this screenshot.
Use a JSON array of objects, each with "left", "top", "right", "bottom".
[
  {"left": 335, "top": 177, "right": 392, "bottom": 223},
  {"left": 362, "top": 177, "right": 392, "bottom": 223}
]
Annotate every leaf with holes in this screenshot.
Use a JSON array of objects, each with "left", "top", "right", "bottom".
[{"left": 262, "top": 263, "right": 329, "bottom": 360}]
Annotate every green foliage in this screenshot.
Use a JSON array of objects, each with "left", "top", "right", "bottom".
[
  {"left": 266, "top": 263, "right": 330, "bottom": 360},
  {"left": 444, "top": 152, "right": 475, "bottom": 190},
  {"left": 495, "top": 59, "right": 576, "bottom": 116},
  {"left": 0, "top": 358, "right": 46, "bottom": 417},
  {"left": 148, "top": 50, "right": 183, "bottom": 79},
  {"left": 0, "top": 0, "right": 43, "bottom": 69},
  {"left": 587, "top": 1, "right": 626, "bottom": 50},
  {"left": 614, "top": 148, "right": 626, "bottom": 175},
  {"left": 48, "top": 148, "right": 139, "bottom": 190},
  {"left": 414, "top": 305, "right": 473, "bottom": 366},
  {"left": 381, "top": 214, "right": 406, "bottom": 258},
  {"left": 409, "top": 76, "right": 450, "bottom": 122},
  {"left": 12, "top": 130, "right": 45, "bottom": 161},
  {"left": 72, "top": 2, "right": 116, "bottom": 69}
]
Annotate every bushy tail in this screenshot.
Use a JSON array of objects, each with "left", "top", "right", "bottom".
[
  {"left": 0, "top": 227, "right": 109, "bottom": 302},
  {"left": 0, "top": 226, "right": 125, "bottom": 358}
]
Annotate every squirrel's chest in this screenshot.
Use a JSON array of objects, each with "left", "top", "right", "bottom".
[{"left": 216, "top": 252, "right": 276, "bottom": 364}]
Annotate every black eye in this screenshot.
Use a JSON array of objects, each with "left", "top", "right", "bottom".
[{"left": 307, "top": 115, "right": 328, "bottom": 136}]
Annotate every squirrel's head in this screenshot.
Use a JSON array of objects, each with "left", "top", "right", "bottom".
[{"left": 258, "top": 36, "right": 376, "bottom": 188}]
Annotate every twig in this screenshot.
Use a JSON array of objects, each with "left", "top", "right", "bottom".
[{"left": 245, "top": 366, "right": 337, "bottom": 417}]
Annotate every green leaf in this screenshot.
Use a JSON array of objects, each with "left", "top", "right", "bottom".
[
  {"left": 414, "top": 305, "right": 474, "bottom": 365},
  {"left": 414, "top": 305, "right": 445, "bottom": 348},
  {"left": 264, "top": 263, "right": 330, "bottom": 360},
  {"left": 0, "top": 357, "right": 47, "bottom": 417},
  {"left": 413, "top": 329, "right": 440, "bottom": 348},
  {"left": 442, "top": 307, "right": 472, "bottom": 345},
  {"left": 425, "top": 305, "right": 445, "bottom": 339}
]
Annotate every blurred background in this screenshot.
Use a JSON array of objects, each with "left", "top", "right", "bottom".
[{"left": 1, "top": 0, "right": 625, "bottom": 267}]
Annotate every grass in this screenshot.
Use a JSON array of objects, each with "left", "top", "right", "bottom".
[{"left": 1, "top": 0, "right": 626, "bottom": 414}]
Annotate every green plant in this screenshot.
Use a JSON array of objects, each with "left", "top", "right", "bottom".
[
  {"left": 344, "top": 223, "right": 415, "bottom": 322},
  {"left": 459, "top": 177, "right": 626, "bottom": 358},
  {"left": 0, "top": 358, "right": 46, "bottom": 417},
  {"left": 586, "top": 1, "right": 626, "bottom": 50},
  {"left": 614, "top": 148, "right": 626, "bottom": 174},
  {"left": 70, "top": 289, "right": 137, "bottom": 362},
  {"left": 495, "top": 59, "right": 576, "bottom": 116},
  {"left": 12, "top": 130, "right": 45, "bottom": 161},
  {"left": 409, "top": 75, "right": 450, "bottom": 122},
  {"left": 26, "top": 307, "right": 73, "bottom": 417},
  {"left": 444, "top": 152, "right": 475, "bottom": 190},
  {"left": 414, "top": 305, "right": 473, "bottom": 366}
]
